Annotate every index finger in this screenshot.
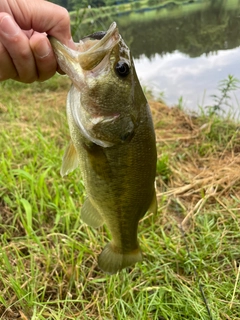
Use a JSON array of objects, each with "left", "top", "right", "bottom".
[{"left": 6, "top": 0, "right": 75, "bottom": 48}]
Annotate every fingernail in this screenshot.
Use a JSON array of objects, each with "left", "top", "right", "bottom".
[
  {"left": 35, "top": 39, "right": 51, "bottom": 58},
  {"left": 0, "top": 15, "right": 19, "bottom": 36}
]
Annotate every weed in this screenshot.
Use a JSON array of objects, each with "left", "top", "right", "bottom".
[
  {"left": 157, "top": 153, "right": 171, "bottom": 183},
  {"left": 205, "top": 75, "right": 240, "bottom": 116}
]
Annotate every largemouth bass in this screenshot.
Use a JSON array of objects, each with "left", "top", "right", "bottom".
[{"left": 49, "top": 22, "right": 157, "bottom": 274}]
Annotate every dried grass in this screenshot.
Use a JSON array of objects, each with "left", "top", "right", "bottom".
[{"left": 151, "top": 101, "right": 240, "bottom": 229}]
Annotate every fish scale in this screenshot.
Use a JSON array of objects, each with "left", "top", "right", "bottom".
[{"left": 49, "top": 22, "right": 157, "bottom": 274}]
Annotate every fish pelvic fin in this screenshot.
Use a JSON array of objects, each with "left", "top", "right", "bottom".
[
  {"left": 81, "top": 198, "right": 104, "bottom": 228},
  {"left": 60, "top": 140, "right": 79, "bottom": 177},
  {"left": 148, "top": 188, "right": 158, "bottom": 215},
  {"left": 98, "top": 243, "right": 142, "bottom": 275}
]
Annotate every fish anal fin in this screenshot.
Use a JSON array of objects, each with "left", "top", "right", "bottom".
[
  {"left": 148, "top": 188, "right": 158, "bottom": 215},
  {"left": 81, "top": 198, "right": 104, "bottom": 228},
  {"left": 60, "top": 140, "right": 79, "bottom": 177},
  {"left": 98, "top": 242, "right": 142, "bottom": 275}
]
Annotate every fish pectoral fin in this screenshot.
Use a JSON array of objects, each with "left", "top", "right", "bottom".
[
  {"left": 148, "top": 188, "right": 158, "bottom": 215},
  {"left": 60, "top": 140, "right": 79, "bottom": 177},
  {"left": 81, "top": 198, "right": 104, "bottom": 228},
  {"left": 98, "top": 243, "right": 142, "bottom": 275}
]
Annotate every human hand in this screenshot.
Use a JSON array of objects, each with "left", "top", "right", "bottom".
[{"left": 0, "top": 0, "right": 75, "bottom": 83}]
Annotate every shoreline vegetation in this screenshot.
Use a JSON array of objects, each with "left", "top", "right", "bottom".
[
  {"left": 66, "top": 0, "right": 240, "bottom": 26},
  {"left": 0, "top": 75, "right": 240, "bottom": 319},
  {"left": 53, "top": 0, "right": 199, "bottom": 11},
  {"left": 69, "top": 0, "right": 197, "bottom": 21}
]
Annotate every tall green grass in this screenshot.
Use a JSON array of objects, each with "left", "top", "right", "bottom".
[{"left": 0, "top": 75, "right": 240, "bottom": 319}]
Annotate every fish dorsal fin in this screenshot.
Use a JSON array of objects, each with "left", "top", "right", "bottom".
[
  {"left": 60, "top": 140, "right": 79, "bottom": 177},
  {"left": 81, "top": 198, "right": 104, "bottom": 228},
  {"left": 148, "top": 188, "right": 158, "bottom": 215}
]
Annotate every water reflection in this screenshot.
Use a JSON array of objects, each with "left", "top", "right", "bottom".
[
  {"left": 134, "top": 47, "right": 240, "bottom": 113},
  {"left": 74, "top": 0, "right": 240, "bottom": 113}
]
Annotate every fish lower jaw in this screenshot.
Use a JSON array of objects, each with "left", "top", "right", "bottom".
[{"left": 97, "top": 242, "right": 142, "bottom": 275}]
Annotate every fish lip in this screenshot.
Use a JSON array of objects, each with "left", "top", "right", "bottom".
[
  {"left": 49, "top": 22, "right": 120, "bottom": 88},
  {"left": 80, "top": 21, "right": 118, "bottom": 52},
  {"left": 77, "top": 21, "right": 120, "bottom": 71},
  {"left": 48, "top": 35, "right": 84, "bottom": 90}
]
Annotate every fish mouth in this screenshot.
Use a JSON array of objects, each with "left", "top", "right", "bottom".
[
  {"left": 77, "top": 22, "right": 120, "bottom": 71},
  {"left": 81, "top": 31, "right": 107, "bottom": 41},
  {"left": 49, "top": 22, "right": 120, "bottom": 87}
]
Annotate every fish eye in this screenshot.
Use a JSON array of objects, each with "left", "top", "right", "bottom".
[{"left": 115, "top": 61, "right": 130, "bottom": 77}]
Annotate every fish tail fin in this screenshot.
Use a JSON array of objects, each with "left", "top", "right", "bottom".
[{"left": 98, "top": 242, "right": 142, "bottom": 274}]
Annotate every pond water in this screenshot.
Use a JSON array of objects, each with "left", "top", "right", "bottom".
[{"left": 74, "top": 0, "right": 240, "bottom": 115}]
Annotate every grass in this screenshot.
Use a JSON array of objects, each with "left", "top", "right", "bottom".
[{"left": 0, "top": 75, "right": 240, "bottom": 319}]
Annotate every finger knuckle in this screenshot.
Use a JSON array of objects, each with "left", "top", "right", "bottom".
[
  {"left": 18, "top": 47, "right": 32, "bottom": 61},
  {"left": 58, "top": 7, "right": 71, "bottom": 28}
]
